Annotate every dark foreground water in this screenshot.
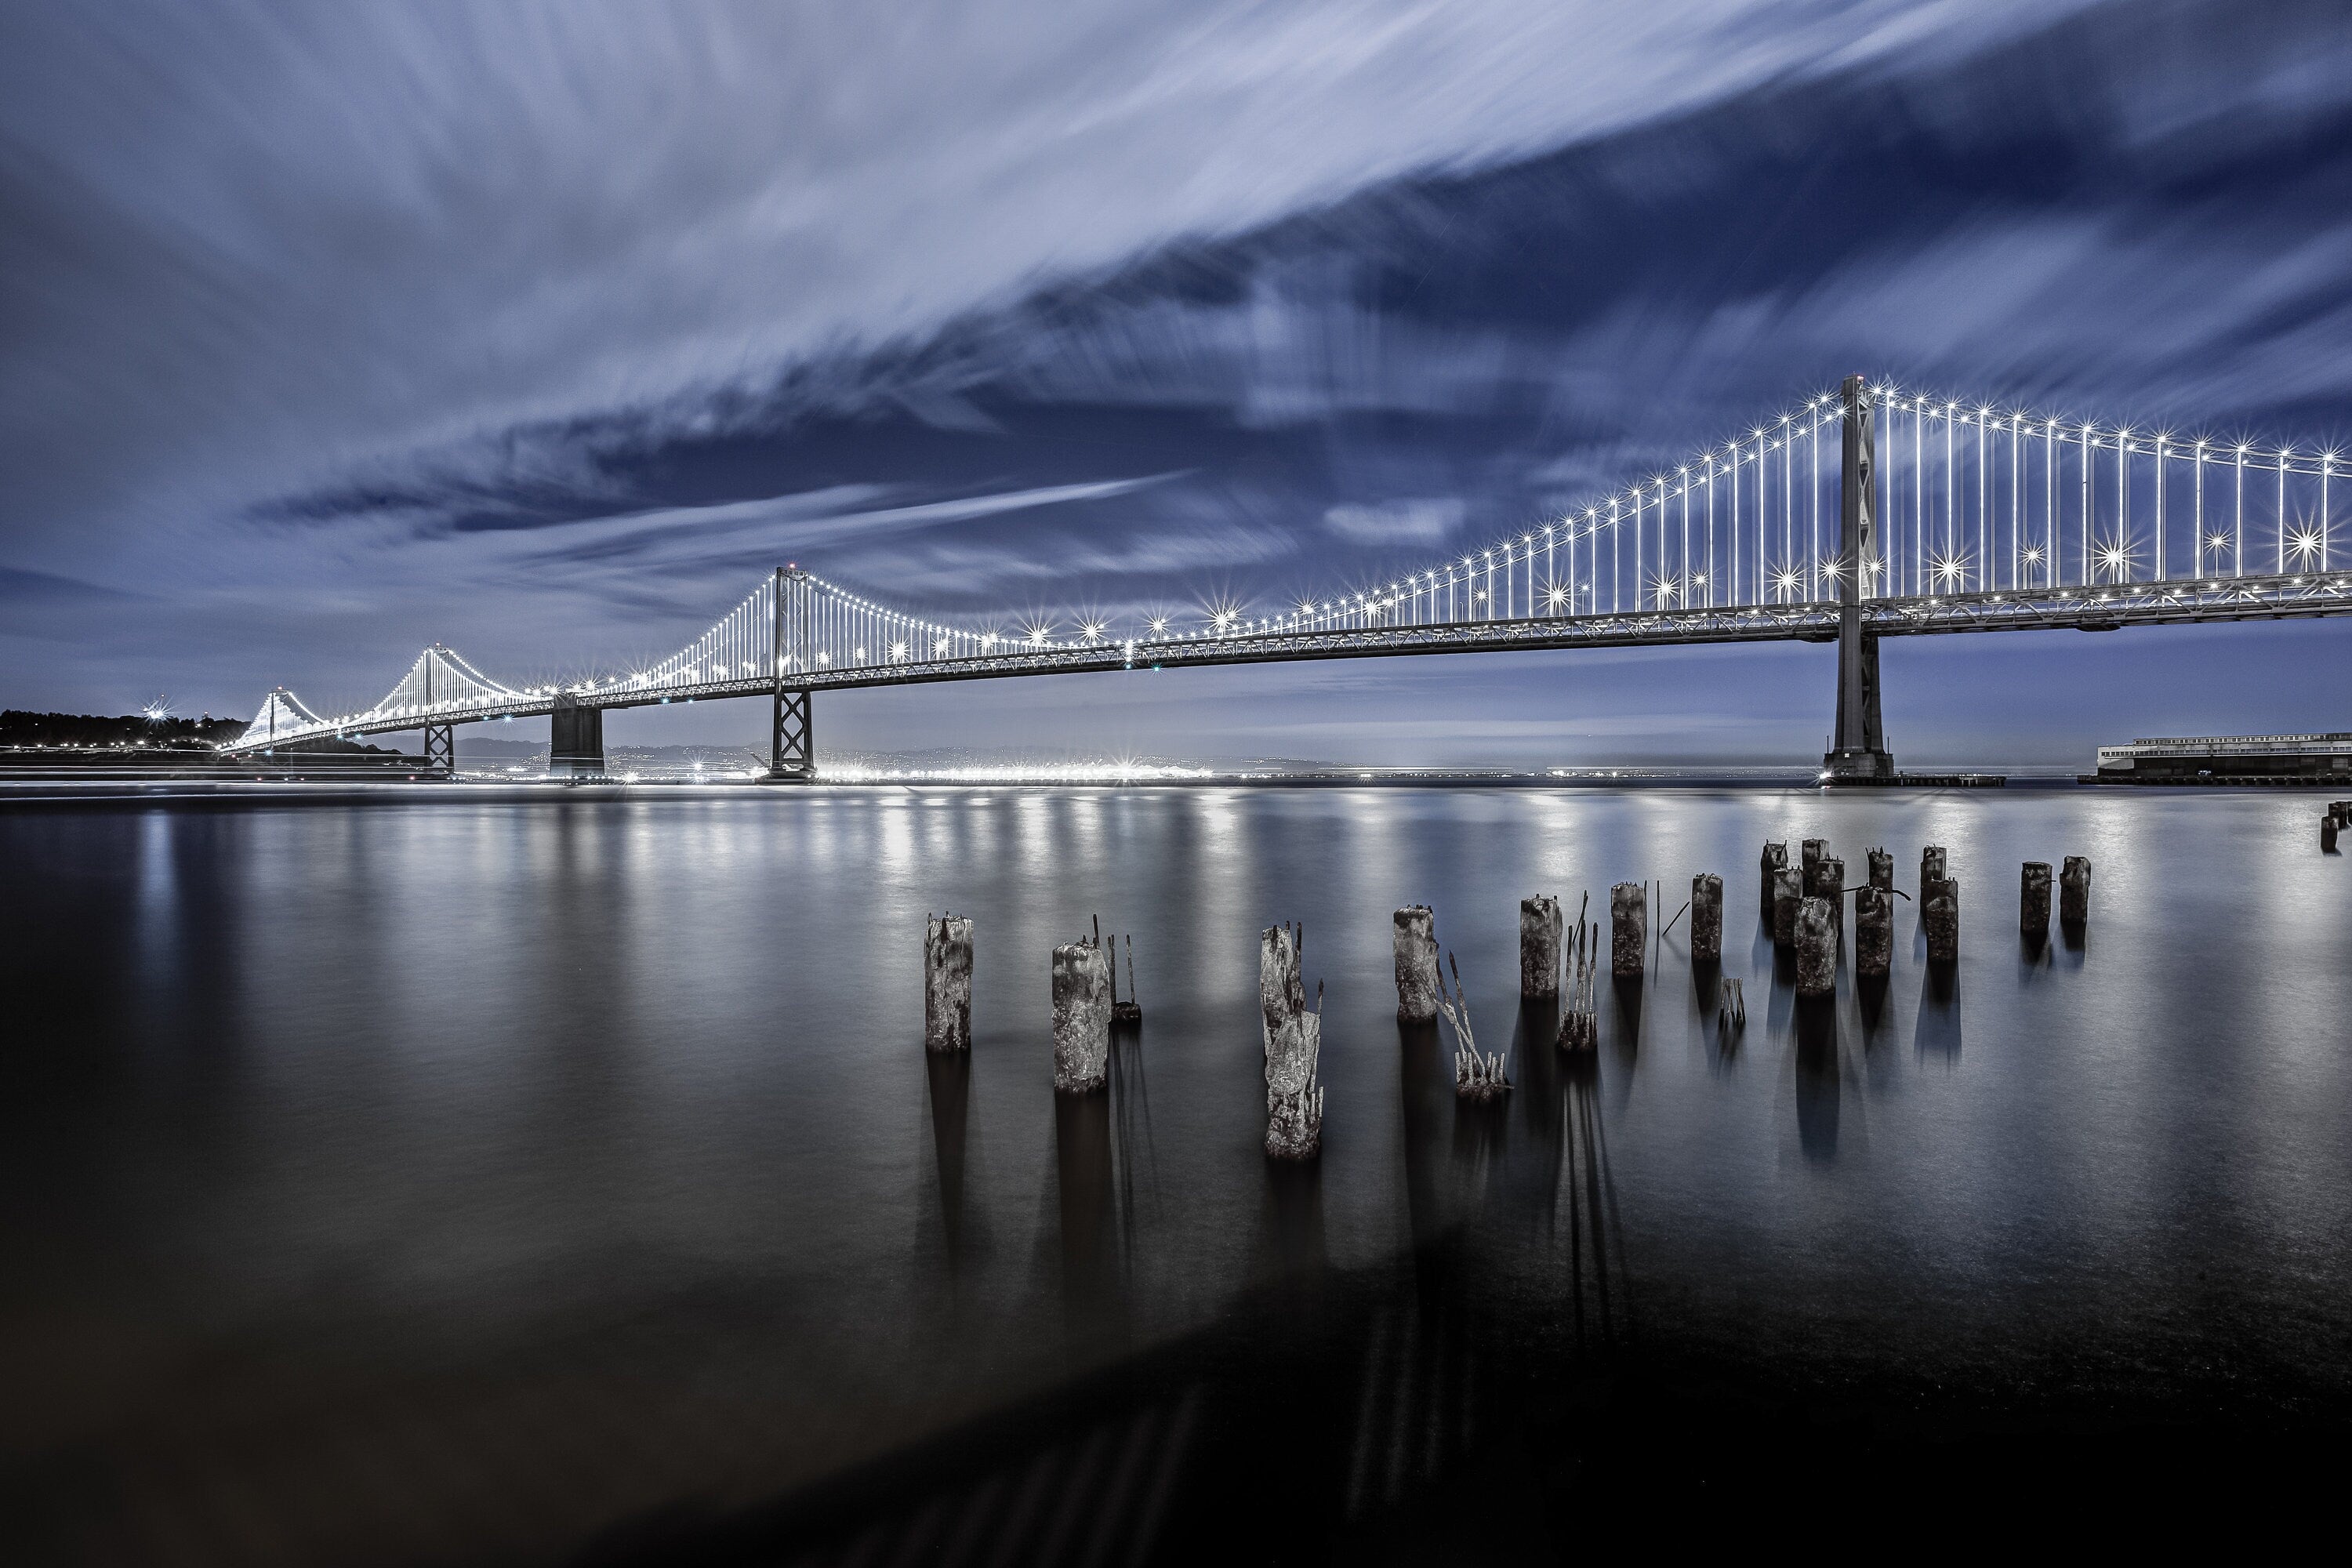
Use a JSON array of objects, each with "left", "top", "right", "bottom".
[{"left": 4, "top": 784, "right": 2350, "bottom": 1563}]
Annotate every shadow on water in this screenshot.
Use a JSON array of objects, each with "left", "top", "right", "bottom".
[
  {"left": 1794, "top": 994, "right": 1841, "bottom": 1163},
  {"left": 2060, "top": 917, "right": 2089, "bottom": 969},
  {"left": 1109, "top": 1018, "right": 1157, "bottom": 1258},
  {"left": 1051, "top": 1090, "right": 1124, "bottom": 1346},
  {"left": 1559, "top": 1052, "right": 1633, "bottom": 1351},
  {"left": 1916, "top": 960, "right": 1962, "bottom": 1062},
  {"left": 924, "top": 1051, "right": 975, "bottom": 1275},
  {"left": 1396, "top": 1019, "right": 1450, "bottom": 1250},
  {"left": 1857, "top": 972, "right": 1889, "bottom": 1033}
]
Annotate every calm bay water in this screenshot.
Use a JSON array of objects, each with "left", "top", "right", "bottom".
[{"left": 5, "top": 784, "right": 2350, "bottom": 1561}]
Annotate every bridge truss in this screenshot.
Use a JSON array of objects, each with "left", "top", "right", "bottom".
[{"left": 221, "top": 376, "right": 2349, "bottom": 778}]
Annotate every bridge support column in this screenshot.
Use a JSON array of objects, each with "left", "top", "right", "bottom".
[
  {"left": 1824, "top": 373, "right": 1896, "bottom": 783},
  {"left": 550, "top": 694, "right": 605, "bottom": 779},
  {"left": 423, "top": 721, "right": 456, "bottom": 775},
  {"left": 768, "top": 687, "right": 814, "bottom": 782}
]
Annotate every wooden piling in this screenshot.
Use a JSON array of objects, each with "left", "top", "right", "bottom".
[
  {"left": 1922, "top": 844, "right": 1947, "bottom": 884},
  {"left": 1690, "top": 873, "right": 1723, "bottom": 962},
  {"left": 1261, "top": 922, "right": 1323, "bottom": 1159},
  {"left": 1924, "top": 876, "right": 1959, "bottom": 964},
  {"left": 1867, "top": 847, "right": 1893, "bottom": 891},
  {"left": 1761, "top": 841, "right": 1788, "bottom": 907},
  {"left": 1771, "top": 866, "right": 1803, "bottom": 946},
  {"left": 1795, "top": 896, "right": 1836, "bottom": 996},
  {"left": 2060, "top": 856, "right": 2092, "bottom": 923},
  {"left": 1051, "top": 939, "right": 1112, "bottom": 1093},
  {"left": 1393, "top": 906, "right": 1441, "bottom": 1021},
  {"left": 1610, "top": 882, "right": 1646, "bottom": 978},
  {"left": 2327, "top": 818, "right": 2342, "bottom": 852},
  {"left": 1856, "top": 885, "right": 1892, "bottom": 976},
  {"left": 924, "top": 913, "right": 975, "bottom": 1053},
  {"left": 1520, "top": 895, "right": 1563, "bottom": 998},
  {"left": 2021, "top": 862, "right": 2053, "bottom": 936},
  {"left": 1817, "top": 855, "right": 1845, "bottom": 940}
]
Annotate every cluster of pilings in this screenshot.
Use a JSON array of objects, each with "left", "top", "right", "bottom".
[{"left": 2325, "top": 801, "right": 2350, "bottom": 851}]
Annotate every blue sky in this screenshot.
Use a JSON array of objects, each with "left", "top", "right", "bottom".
[{"left": 3, "top": 0, "right": 2348, "bottom": 765}]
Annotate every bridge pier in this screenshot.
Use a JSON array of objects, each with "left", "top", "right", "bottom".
[
  {"left": 549, "top": 694, "right": 605, "bottom": 779},
  {"left": 423, "top": 721, "right": 456, "bottom": 774},
  {"left": 1824, "top": 373, "right": 1897, "bottom": 783},
  {"left": 768, "top": 686, "right": 815, "bottom": 782}
]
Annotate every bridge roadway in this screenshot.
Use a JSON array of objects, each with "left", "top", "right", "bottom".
[{"left": 276, "top": 569, "right": 2351, "bottom": 746}]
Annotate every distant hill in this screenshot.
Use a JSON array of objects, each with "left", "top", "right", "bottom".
[{"left": 2, "top": 708, "right": 249, "bottom": 750}]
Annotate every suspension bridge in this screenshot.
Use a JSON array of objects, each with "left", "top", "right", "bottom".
[{"left": 222, "top": 376, "right": 2350, "bottom": 782}]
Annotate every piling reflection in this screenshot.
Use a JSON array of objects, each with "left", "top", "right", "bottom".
[
  {"left": 1051, "top": 1091, "right": 1123, "bottom": 1343},
  {"left": 1396, "top": 1019, "right": 1450, "bottom": 1248},
  {"left": 1795, "top": 994, "right": 1841, "bottom": 1162},
  {"left": 1916, "top": 960, "right": 1962, "bottom": 1061},
  {"left": 924, "top": 1051, "right": 974, "bottom": 1273}
]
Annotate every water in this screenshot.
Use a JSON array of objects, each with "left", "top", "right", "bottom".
[{"left": 5, "top": 785, "right": 2350, "bottom": 1561}]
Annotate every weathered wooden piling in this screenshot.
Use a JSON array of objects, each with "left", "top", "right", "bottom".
[
  {"left": 1261, "top": 922, "right": 1323, "bottom": 1160},
  {"left": 1817, "top": 855, "right": 1845, "bottom": 939},
  {"left": 1761, "top": 841, "right": 1788, "bottom": 907},
  {"left": 1690, "top": 873, "right": 1723, "bottom": 962},
  {"left": 1801, "top": 838, "right": 1826, "bottom": 891},
  {"left": 1051, "top": 939, "right": 1112, "bottom": 1093},
  {"left": 1771, "top": 866, "right": 1803, "bottom": 946},
  {"left": 2327, "top": 817, "right": 2342, "bottom": 852},
  {"left": 1856, "top": 885, "right": 1892, "bottom": 976},
  {"left": 924, "top": 913, "right": 974, "bottom": 1052},
  {"left": 1924, "top": 876, "right": 1959, "bottom": 964},
  {"left": 1393, "top": 906, "right": 1441, "bottom": 1022},
  {"left": 1867, "top": 847, "right": 1893, "bottom": 891},
  {"left": 1520, "top": 895, "right": 1563, "bottom": 998},
  {"left": 2060, "top": 856, "right": 2092, "bottom": 923},
  {"left": 1922, "top": 844, "right": 1947, "bottom": 884},
  {"left": 2021, "top": 862, "right": 2053, "bottom": 936},
  {"left": 1436, "top": 953, "right": 1510, "bottom": 1102},
  {"left": 1558, "top": 898, "right": 1599, "bottom": 1051},
  {"left": 1795, "top": 896, "right": 1837, "bottom": 996},
  {"left": 1610, "top": 882, "right": 1647, "bottom": 978}
]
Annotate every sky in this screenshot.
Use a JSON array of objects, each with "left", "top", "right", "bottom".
[{"left": 4, "top": 0, "right": 2350, "bottom": 768}]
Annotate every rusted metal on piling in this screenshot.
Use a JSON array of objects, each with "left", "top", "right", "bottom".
[
  {"left": 925, "top": 913, "right": 974, "bottom": 1053},
  {"left": 1261, "top": 922, "right": 1324, "bottom": 1160},
  {"left": 1690, "top": 873, "right": 1723, "bottom": 962},
  {"left": 1610, "top": 882, "right": 1647, "bottom": 978},
  {"left": 1520, "top": 895, "right": 1563, "bottom": 999},
  {"left": 1051, "top": 937, "right": 1112, "bottom": 1093}
]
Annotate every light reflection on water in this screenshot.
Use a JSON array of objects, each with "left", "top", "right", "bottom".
[{"left": 3, "top": 786, "right": 2349, "bottom": 1559}]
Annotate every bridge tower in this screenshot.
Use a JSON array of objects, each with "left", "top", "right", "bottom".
[
  {"left": 549, "top": 692, "right": 604, "bottom": 779},
  {"left": 1823, "top": 374, "right": 1895, "bottom": 783},
  {"left": 768, "top": 566, "right": 816, "bottom": 782}
]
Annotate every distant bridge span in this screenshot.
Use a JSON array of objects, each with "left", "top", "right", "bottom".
[{"left": 224, "top": 377, "right": 2350, "bottom": 780}]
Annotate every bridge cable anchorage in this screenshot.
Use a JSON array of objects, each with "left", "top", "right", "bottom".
[{"left": 216, "top": 380, "right": 2347, "bottom": 765}]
